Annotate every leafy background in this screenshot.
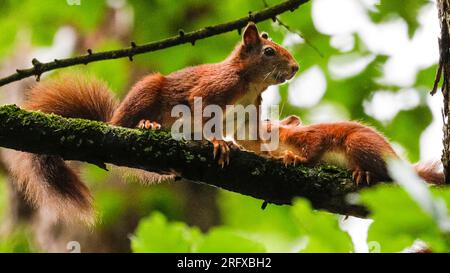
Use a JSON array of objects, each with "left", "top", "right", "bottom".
[{"left": 0, "top": 0, "right": 449, "bottom": 252}]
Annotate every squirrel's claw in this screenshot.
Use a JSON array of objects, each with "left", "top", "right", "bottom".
[
  {"left": 285, "top": 151, "right": 297, "bottom": 166},
  {"left": 353, "top": 171, "right": 362, "bottom": 186},
  {"left": 219, "top": 142, "right": 230, "bottom": 168},
  {"left": 138, "top": 119, "right": 161, "bottom": 130},
  {"left": 352, "top": 169, "right": 372, "bottom": 186},
  {"left": 365, "top": 171, "right": 371, "bottom": 185},
  {"left": 211, "top": 139, "right": 239, "bottom": 168},
  {"left": 273, "top": 150, "right": 306, "bottom": 167},
  {"left": 212, "top": 140, "right": 220, "bottom": 160}
]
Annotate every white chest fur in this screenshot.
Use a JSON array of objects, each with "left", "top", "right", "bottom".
[
  {"left": 224, "top": 83, "right": 268, "bottom": 138},
  {"left": 320, "top": 150, "right": 350, "bottom": 168},
  {"left": 236, "top": 82, "right": 267, "bottom": 106}
]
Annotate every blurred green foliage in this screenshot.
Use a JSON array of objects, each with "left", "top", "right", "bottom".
[
  {"left": 132, "top": 179, "right": 450, "bottom": 253},
  {"left": 0, "top": 228, "right": 34, "bottom": 253},
  {"left": 0, "top": 0, "right": 447, "bottom": 253},
  {"left": 369, "top": 0, "right": 428, "bottom": 38},
  {"left": 131, "top": 198, "right": 352, "bottom": 253},
  {"left": 131, "top": 211, "right": 203, "bottom": 252},
  {"left": 361, "top": 184, "right": 450, "bottom": 252},
  {"left": 0, "top": 0, "right": 106, "bottom": 58},
  {"left": 0, "top": 178, "right": 34, "bottom": 252},
  {"left": 361, "top": 184, "right": 447, "bottom": 252}
]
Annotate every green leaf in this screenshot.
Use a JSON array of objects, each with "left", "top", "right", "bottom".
[
  {"left": 197, "top": 227, "right": 266, "bottom": 253},
  {"left": 291, "top": 199, "right": 353, "bottom": 253},
  {"left": 360, "top": 184, "right": 444, "bottom": 252},
  {"left": 369, "top": 0, "right": 428, "bottom": 38},
  {"left": 219, "top": 191, "right": 299, "bottom": 236},
  {"left": 415, "top": 64, "right": 438, "bottom": 91},
  {"left": 218, "top": 191, "right": 301, "bottom": 252},
  {"left": 131, "top": 211, "right": 265, "bottom": 253},
  {"left": 384, "top": 106, "right": 432, "bottom": 162},
  {"left": 131, "top": 211, "right": 201, "bottom": 253}
]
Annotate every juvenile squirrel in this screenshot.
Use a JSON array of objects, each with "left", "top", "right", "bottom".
[
  {"left": 6, "top": 22, "right": 299, "bottom": 223},
  {"left": 241, "top": 115, "right": 443, "bottom": 185}
]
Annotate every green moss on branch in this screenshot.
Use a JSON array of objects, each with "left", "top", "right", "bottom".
[{"left": 0, "top": 104, "right": 368, "bottom": 217}]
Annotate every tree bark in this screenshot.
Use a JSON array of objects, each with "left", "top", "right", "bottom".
[
  {"left": 434, "top": 0, "right": 450, "bottom": 184},
  {"left": 0, "top": 104, "right": 368, "bottom": 217}
]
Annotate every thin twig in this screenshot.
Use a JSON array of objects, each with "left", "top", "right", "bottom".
[
  {"left": 0, "top": 0, "right": 309, "bottom": 87},
  {"left": 262, "top": 0, "right": 323, "bottom": 57}
]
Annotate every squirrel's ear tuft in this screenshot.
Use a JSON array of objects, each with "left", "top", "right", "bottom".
[
  {"left": 243, "top": 22, "right": 260, "bottom": 46},
  {"left": 280, "top": 115, "right": 302, "bottom": 127}
]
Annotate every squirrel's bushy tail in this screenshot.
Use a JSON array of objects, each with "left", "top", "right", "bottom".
[
  {"left": 414, "top": 161, "right": 445, "bottom": 185},
  {"left": 6, "top": 74, "right": 118, "bottom": 224},
  {"left": 24, "top": 74, "right": 118, "bottom": 121}
]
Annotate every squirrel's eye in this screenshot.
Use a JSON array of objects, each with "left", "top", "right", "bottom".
[{"left": 264, "top": 47, "right": 275, "bottom": 56}]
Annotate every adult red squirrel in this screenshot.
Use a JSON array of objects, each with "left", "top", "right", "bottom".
[
  {"left": 241, "top": 115, "right": 443, "bottom": 185},
  {"left": 6, "top": 22, "right": 299, "bottom": 224}
]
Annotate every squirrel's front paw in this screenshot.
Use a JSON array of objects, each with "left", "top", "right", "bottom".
[
  {"left": 210, "top": 139, "right": 240, "bottom": 168},
  {"left": 138, "top": 119, "right": 161, "bottom": 130},
  {"left": 352, "top": 169, "right": 371, "bottom": 186}
]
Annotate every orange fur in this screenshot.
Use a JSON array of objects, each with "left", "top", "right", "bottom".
[
  {"left": 414, "top": 162, "right": 444, "bottom": 185},
  {"left": 110, "top": 22, "right": 298, "bottom": 130},
  {"left": 249, "top": 116, "right": 444, "bottom": 185},
  {"left": 24, "top": 74, "right": 118, "bottom": 121}
]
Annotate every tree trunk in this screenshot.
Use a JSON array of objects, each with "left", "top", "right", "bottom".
[{"left": 434, "top": 0, "right": 450, "bottom": 184}]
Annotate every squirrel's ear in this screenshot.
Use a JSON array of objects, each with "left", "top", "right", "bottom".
[
  {"left": 280, "top": 115, "right": 302, "bottom": 127},
  {"left": 243, "top": 22, "right": 260, "bottom": 46}
]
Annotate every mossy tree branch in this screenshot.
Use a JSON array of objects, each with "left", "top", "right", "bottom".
[
  {"left": 0, "top": 105, "right": 368, "bottom": 217},
  {"left": 0, "top": 0, "right": 309, "bottom": 87}
]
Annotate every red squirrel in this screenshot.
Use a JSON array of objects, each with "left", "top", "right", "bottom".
[
  {"left": 241, "top": 115, "right": 443, "bottom": 185},
  {"left": 6, "top": 22, "right": 299, "bottom": 223}
]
